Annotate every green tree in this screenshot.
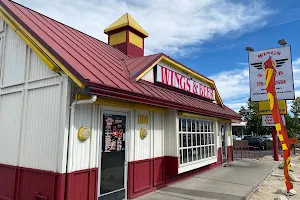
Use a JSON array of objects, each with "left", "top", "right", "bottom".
[
  {"left": 291, "top": 97, "right": 300, "bottom": 117},
  {"left": 238, "top": 98, "right": 271, "bottom": 136},
  {"left": 285, "top": 114, "right": 300, "bottom": 138},
  {"left": 232, "top": 126, "right": 244, "bottom": 136}
]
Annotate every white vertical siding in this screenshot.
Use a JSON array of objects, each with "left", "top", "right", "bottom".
[
  {"left": 227, "top": 123, "right": 233, "bottom": 146},
  {"left": 0, "top": 22, "right": 68, "bottom": 173},
  {"left": 71, "top": 104, "right": 98, "bottom": 172},
  {"left": 153, "top": 112, "right": 164, "bottom": 157},
  {"left": 56, "top": 78, "right": 70, "bottom": 173},
  {"left": 29, "top": 50, "right": 57, "bottom": 81},
  {"left": 20, "top": 84, "right": 61, "bottom": 171},
  {"left": 90, "top": 104, "right": 99, "bottom": 169},
  {"left": 164, "top": 109, "right": 178, "bottom": 157},
  {"left": 215, "top": 121, "right": 221, "bottom": 148},
  {"left": 0, "top": 91, "right": 22, "bottom": 165},
  {"left": 128, "top": 110, "right": 135, "bottom": 162},
  {"left": 218, "top": 122, "right": 224, "bottom": 149},
  {"left": 0, "top": 18, "right": 4, "bottom": 33},
  {"left": 2, "top": 26, "right": 26, "bottom": 86},
  {"left": 134, "top": 110, "right": 151, "bottom": 160},
  {"left": 141, "top": 68, "right": 154, "bottom": 83}
]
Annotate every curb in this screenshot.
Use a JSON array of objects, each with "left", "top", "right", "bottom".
[{"left": 245, "top": 161, "right": 281, "bottom": 200}]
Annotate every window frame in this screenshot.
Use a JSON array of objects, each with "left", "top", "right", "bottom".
[{"left": 178, "top": 117, "right": 217, "bottom": 167}]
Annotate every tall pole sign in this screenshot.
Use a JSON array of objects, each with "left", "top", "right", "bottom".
[{"left": 248, "top": 45, "right": 295, "bottom": 192}]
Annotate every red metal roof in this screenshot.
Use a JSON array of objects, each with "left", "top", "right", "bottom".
[
  {"left": 125, "top": 53, "right": 162, "bottom": 78},
  {"left": 1, "top": 0, "right": 241, "bottom": 120}
]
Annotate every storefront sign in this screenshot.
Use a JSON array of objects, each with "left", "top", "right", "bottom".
[
  {"left": 248, "top": 46, "right": 294, "bottom": 101},
  {"left": 262, "top": 115, "right": 285, "bottom": 126},
  {"left": 156, "top": 63, "right": 215, "bottom": 100},
  {"left": 259, "top": 100, "right": 287, "bottom": 115}
]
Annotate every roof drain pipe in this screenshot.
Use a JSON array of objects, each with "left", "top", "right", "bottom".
[{"left": 67, "top": 95, "right": 97, "bottom": 173}]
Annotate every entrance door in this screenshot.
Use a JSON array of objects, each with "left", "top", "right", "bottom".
[
  {"left": 99, "top": 114, "right": 126, "bottom": 200},
  {"left": 221, "top": 124, "right": 227, "bottom": 163}
]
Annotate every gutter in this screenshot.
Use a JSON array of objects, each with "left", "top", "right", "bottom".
[{"left": 87, "top": 87, "right": 241, "bottom": 121}]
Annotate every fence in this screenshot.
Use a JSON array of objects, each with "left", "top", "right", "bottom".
[{"left": 233, "top": 145, "right": 260, "bottom": 160}]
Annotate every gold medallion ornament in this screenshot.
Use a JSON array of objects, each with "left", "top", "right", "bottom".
[
  {"left": 78, "top": 127, "right": 91, "bottom": 141},
  {"left": 140, "top": 128, "right": 148, "bottom": 139}
]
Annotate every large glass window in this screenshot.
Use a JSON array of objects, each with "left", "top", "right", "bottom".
[{"left": 179, "top": 118, "right": 216, "bottom": 165}]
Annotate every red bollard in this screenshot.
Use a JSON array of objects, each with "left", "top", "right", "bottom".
[{"left": 241, "top": 145, "right": 243, "bottom": 159}]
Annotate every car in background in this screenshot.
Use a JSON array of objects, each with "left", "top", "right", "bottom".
[
  {"left": 232, "top": 135, "right": 242, "bottom": 140},
  {"left": 262, "top": 136, "right": 273, "bottom": 141},
  {"left": 248, "top": 137, "right": 266, "bottom": 150},
  {"left": 243, "top": 135, "right": 251, "bottom": 140},
  {"left": 236, "top": 136, "right": 242, "bottom": 140}
]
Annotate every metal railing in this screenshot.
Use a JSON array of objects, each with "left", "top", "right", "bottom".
[{"left": 233, "top": 145, "right": 260, "bottom": 160}]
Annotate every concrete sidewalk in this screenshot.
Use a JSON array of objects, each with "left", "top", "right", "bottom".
[{"left": 137, "top": 160, "right": 279, "bottom": 200}]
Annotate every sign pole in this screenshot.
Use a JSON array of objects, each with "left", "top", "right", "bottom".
[
  {"left": 271, "top": 127, "right": 279, "bottom": 161},
  {"left": 294, "top": 145, "right": 296, "bottom": 156}
]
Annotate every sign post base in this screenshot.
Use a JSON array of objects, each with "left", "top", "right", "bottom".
[{"left": 272, "top": 127, "right": 279, "bottom": 161}]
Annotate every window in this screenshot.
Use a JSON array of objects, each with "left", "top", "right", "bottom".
[{"left": 179, "top": 118, "right": 216, "bottom": 165}]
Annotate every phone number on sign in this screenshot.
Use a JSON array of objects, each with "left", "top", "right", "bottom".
[{"left": 256, "top": 80, "right": 286, "bottom": 86}]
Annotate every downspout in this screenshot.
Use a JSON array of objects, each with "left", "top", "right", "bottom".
[
  {"left": 65, "top": 95, "right": 97, "bottom": 198},
  {"left": 68, "top": 95, "right": 97, "bottom": 172}
]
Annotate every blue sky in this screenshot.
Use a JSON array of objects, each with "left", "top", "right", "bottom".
[{"left": 16, "top": 0, "right": 300, "bottom": 112}]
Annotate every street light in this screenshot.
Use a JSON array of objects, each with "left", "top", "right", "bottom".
[
  {"left": 278, "top": 39, "right": 287, "bottom": 46},
  {"left": 245, "top": 47, "right": 254, "bottom": 52}
]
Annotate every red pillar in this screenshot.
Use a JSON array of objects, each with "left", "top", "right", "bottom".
[{"left": 272, "top": 127, "right": 279, "bottom": 161}]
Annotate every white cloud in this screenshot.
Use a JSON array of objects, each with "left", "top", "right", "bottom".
[
  {"left": 224, "top": 99, "right": 248, "bottom": 113},
  {"left": 293, "top": 58, "right": 300, "bottom": 65},
  {"left": 287, "top": 100, "right": 293, "bottom": 113},
  {"left": 236, "top": 62, "right": 248, "bottom": 66},
  {"left": 210, "top": 68, "right": 249, "bottom": 100},
  {"left": 293, "top": 58, "right": 300, "bottom": 88},
  {"left": 17, "top": 0, "right": 273, "bottom": 56}
]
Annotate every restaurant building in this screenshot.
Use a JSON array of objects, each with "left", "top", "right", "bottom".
[{"left": 0, "top": 0, "right": 241, "bottom": 199}]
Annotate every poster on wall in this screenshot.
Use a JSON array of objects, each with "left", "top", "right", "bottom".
[
  {"left": 248, "top": 46, "right": 295, "bottom": 101},
  {"left": 262, "top": 115, "right": 286, "bottom": 126},
  {"left": 103, "top": 115, "right": 126, "bottom": 152}
]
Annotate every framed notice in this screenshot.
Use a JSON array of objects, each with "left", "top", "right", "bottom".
[
  {"left": 262, "top": 115, "right": 285, "bottom": 126},
  {"left": 248, "top": 46, "right": 295, "bottom": 101}
]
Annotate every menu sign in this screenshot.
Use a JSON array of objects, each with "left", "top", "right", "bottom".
[
  {"left": 103, "top": 115, "right": 126, "bottom": 152},
  {"left": 262, "top": 115, "right": 285, "bottom": 126}
]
